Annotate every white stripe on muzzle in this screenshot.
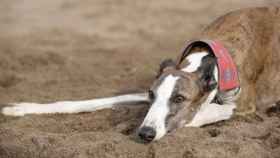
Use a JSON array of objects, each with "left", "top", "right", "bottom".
[{"left": 140, "top": 75, "right": 179, "bottom": 140}]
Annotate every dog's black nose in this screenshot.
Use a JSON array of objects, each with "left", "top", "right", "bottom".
[{"left": 138, "top": 126, "right": 156, "bottom": 142}]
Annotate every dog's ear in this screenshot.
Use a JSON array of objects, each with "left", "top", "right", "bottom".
[
  {"left": 156, "top": 59, "right": 176, "bottom": 78},
  {"left": 197, "top": 55, "right": 217, "bottom": 92}
]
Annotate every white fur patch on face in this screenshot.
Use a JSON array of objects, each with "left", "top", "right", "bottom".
[
  {"left": 140, "top": 75, "right": 179, "bottom": 140},
  {"left": 181, "top": 52, "right": 208, "bottom": 73}
]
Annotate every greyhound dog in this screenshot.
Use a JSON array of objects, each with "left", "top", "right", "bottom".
[{"left": 2, "top": 7, "right": 280, "bottom": 142}]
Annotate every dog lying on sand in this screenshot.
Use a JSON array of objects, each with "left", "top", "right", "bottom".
[{"left": 2, "top": 7, "right": 280, "bottom": 143}]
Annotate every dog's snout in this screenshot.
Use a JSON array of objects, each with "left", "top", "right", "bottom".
[{"left": 138, "top": 126, "right": 156, "bottom": 142}]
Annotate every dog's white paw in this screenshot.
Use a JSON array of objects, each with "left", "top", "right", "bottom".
[{"left": 2, "top": 105, "right": 27, "bottom": 116}]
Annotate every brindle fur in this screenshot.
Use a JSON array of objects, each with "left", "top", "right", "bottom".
[{"left": 201, "top": 7, "right": 280, "bottom": 114}]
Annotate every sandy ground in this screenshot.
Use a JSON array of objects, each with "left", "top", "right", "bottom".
[{"left": 0, "top": 0, "right": 280, "bottom": 158}]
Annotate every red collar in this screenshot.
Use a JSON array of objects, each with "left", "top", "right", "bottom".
[{"left": 176, "top": 40, "right": 240, "bottom": 91}]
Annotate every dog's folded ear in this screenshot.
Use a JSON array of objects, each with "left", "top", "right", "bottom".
[
  {"left": 197, "top": 55, "right": 218, "bottom": 92},
  {"left": 156, "top": 59, "right": 176, "bottom": 78}
]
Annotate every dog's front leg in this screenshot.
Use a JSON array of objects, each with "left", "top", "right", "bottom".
[
  {"left": 2, "top": 93, "right": 149, "bottom": 116},
  {"left": 185, "top": 102, "right": 236, "bottom": 127},
  {"left": 184, "top": 89, "right": 236, "bottom": 127}
]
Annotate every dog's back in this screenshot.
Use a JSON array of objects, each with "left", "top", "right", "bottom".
[{"left": 201, "top": 7, "right": 280, "bottom": 114}]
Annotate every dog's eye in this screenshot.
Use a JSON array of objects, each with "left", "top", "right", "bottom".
[
  {"left": 148, "top": 90, "right": 155, "bottom": 101},
  {"left": 172, "top": 95, "right": 185, "bottom": 104}
]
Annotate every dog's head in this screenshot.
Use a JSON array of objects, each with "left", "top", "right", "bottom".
[{"left": 138, "top": 52, "right": 218, "bottom": 142}]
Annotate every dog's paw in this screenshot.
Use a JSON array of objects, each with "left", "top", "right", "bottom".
[{"left": 2, "top": 104, "right": 27, "bottom": 116}]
